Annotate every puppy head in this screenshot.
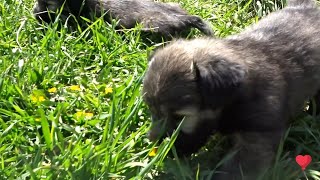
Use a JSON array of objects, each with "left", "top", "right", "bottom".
[
  {"left": 33, "top": 0, "right": 84, "bottom": 24},
  {"left": 142, "top": 39, "right": 247, "bottom": 155},
  {"left": 33, "top": 0, "right": 63, "bottom": 23}
]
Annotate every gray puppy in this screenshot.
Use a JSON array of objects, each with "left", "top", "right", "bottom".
[
  {"left": 33, "top": 0, "right": 213, "bottom": 39},
  {"left": 143, "top": 0, "right": 320, "bottom": 179}
]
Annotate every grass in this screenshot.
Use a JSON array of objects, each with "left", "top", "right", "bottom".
[{"left": 0, "top": 0, "right": 319, "bottom": 179}]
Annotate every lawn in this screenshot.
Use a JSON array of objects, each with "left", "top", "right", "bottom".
[{"left": 0, "top": 0, "right": 319, "bottom": 179}]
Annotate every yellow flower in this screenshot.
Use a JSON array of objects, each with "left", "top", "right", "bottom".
[
  {"left": 69, "top": 85, "right": 81, "bottom": 91},
  {"left": 35, "top": 118, "right": 41, "bottom": 122},
  {"left": 74, "top": 111, "right": 94, "bottom": 119},
  {"left": 48, "top": 87, "right": 57, "bottom": 93},
  {"left": 85, "top": 112, "right": 93, "bottom": 119},
  {"left": 38, "top": 96, "right": 45, "bottom": 102},
  {"left": 31, "top": 95, "right": 46, "bottom": 103},
  {"left": 75, "top": 111, "right": 85, "bottom": 119},
  {"left": 148, "top": 147, "right": 158, "bottom": 157},
  {"left": 105, "top": 87, "right": 113, "bottom": 94},
  {"left": 85, "top": 139, "right": 92, "bottom": 144},
  {"left": 31, "top": 95, "right": 37, "bottom": 102}
]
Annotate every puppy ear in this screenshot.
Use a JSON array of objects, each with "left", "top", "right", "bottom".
[{"left": 194, "top": 58, "right": 247, "bottom": 107}]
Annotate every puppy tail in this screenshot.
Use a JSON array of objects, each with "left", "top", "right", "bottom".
[
  {"left": 187, "top": 15, "right": 214, "bottom": 36},
  {"left": 287, "top": 0, "right": 316, "bottom": 8}
]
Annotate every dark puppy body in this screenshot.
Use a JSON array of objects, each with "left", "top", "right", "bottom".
[
  {"left": 33, "top": 0, "right": 213, "bottom": 39},
  {"left": 143, "top": 0, "right": 320, "bottom": 179}
]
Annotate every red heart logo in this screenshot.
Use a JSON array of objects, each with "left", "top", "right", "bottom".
[{"left": 295, "top": 155, "right": 312, "bottom": 170}]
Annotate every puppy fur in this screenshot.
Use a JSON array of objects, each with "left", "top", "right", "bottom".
[
  {"left": 33, "top": 0, "right": 213, "bottom": 39},
  {"left": 142, "top": 0, "right": 320, "bottom": 179}
]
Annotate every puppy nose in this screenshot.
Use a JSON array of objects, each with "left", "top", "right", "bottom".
[
  {"left": 148, "top": 120, "right": 164, "bottom": 141},
  {"left": 148, "top": 130, "right": 158, "bottom": 142}
]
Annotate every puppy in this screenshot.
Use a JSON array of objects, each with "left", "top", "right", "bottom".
[
  {"left": 33, "top": 0, "right": 213, "bottom": 39},
  {"left": 142, "top": 0, "right": 320, "bottom": 179}
]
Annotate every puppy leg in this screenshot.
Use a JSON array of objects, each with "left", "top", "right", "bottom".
[{"left": 214, "top": 131, "right": 283, "bottom": 180}]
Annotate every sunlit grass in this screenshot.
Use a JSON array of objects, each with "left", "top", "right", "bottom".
[{"left": 0, "top": 0, "right": 319, "bottom": 179}]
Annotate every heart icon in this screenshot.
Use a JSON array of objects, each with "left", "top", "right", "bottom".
[{"left": 295, "top": 155, "right": 312, "bottom": 170}]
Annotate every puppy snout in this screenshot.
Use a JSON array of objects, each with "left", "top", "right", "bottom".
[
  {"left": 148, "top": 129, "right": 160, "bottom": 142},
  {"left": 148, "top": 120, "right": 166, "bottom": 141}
]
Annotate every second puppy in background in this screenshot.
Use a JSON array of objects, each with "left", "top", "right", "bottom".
[
  {"left": 33, "top": 0, "right": 213, "bottom": 40},
  {"left": 143, "top": 0, "right": 320, "bottom": 179}
]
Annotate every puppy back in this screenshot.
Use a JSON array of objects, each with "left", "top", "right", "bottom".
[{"left": 287, "top": 0, "right": 316, "bottom": 8}]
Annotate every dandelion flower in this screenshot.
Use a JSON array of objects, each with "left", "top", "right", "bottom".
[
  {"left": 38, "top": 96, "right": 45, "bottom": 102},
  {"left": 74, "top": 111, "right": 94, "bottom": 119},
  {"left": 69, "top": 85, "right": 81, "bottom": 91},
  {"left": 48, "top": 87, "right": 57, "bottom": 93},
  {"left": 85, "top": 112, "right": 94, "bottom": 119},
  {"left": 31, "top": 95, "right": 37, "bottom": 102},
  {"left": 105, "top": 87, "right": 113, "bottom": 94},
  {"left": 75, "top": 111, "right": 85, "bottom": 119},
  {"left": 31, "top": 95, "right": 46, "bottom": 103},
  {"left": 148, "top": 147, "right": 158, "bottom": 157}
]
